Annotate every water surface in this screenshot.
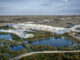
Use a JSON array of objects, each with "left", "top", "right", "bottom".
[
  {"left": 10, "top": 45, "right": 25, "bottom": 51},
  {"left": 30, "top": 37, "right": 72, "bottom": 47},
  {"left": 0, "top": 34, "right": 12, "bottom": 40}
]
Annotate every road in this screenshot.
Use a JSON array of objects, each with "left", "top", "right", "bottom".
[{"left": 11, "top": 50, "right": 80, "bottom": 60}]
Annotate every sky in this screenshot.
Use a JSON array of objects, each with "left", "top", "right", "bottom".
[{"left": 0, "top": 0, "right": 80, "bottom": 15}]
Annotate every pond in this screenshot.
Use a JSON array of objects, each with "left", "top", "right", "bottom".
[
  {"left": 10, "top": 45, "right": 26, "bottom": 51},
  {"left": 30, "top": 37, "right": 72, "bottom": 47},
  {"left": 0, "top": 34, "right": 12, "bottom": 40}
]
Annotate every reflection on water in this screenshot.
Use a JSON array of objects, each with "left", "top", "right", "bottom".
[
  {"left": 30, "top": 37, "right": 72, "bottom": 47},
  {"left": 10, "top": 45, "right": 25, "bottom": 51}
]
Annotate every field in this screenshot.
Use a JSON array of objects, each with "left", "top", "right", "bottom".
[
  {"left": 0, "top": 16, "right": 80, "bottom": 27},
  {"left": 0, "top": 16, "right": 80, "bottom": 60}
]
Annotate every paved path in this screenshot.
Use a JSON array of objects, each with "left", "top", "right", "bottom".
[{"left": 11, "top": 50, "right": 80, "bottom": 60}]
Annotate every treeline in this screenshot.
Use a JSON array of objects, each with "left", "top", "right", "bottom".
[
  {"left": 0, "top": 25, "right": 9, "bottom": 29},
  {"left": 11, "top": 33, "right": 23, "bottom": 42},
  {"left": 0, "top": 55, "right": 9, "bottom": 60},
  {"left": 30, "top": 45, "right": 73, "bottom": 51},
  {"left": 25, "top": 31, "right": 53, "bottom": 42},
  {"left": 53, "top": 33, "right": 80, "bottom": 43}
]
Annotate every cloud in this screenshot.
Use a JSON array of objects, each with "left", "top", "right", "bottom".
[
  {"left": 0, "top": 6, "right": 8, "bottom": 11},
  {"left": 63, "top": 0, "right": 73, "bottom": 2},
  {"left": 0, "top": 0, "right": 80, "bottom": 15},
  {"left": 63, "top": 0, "right": 69, "bottom": 2}
]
